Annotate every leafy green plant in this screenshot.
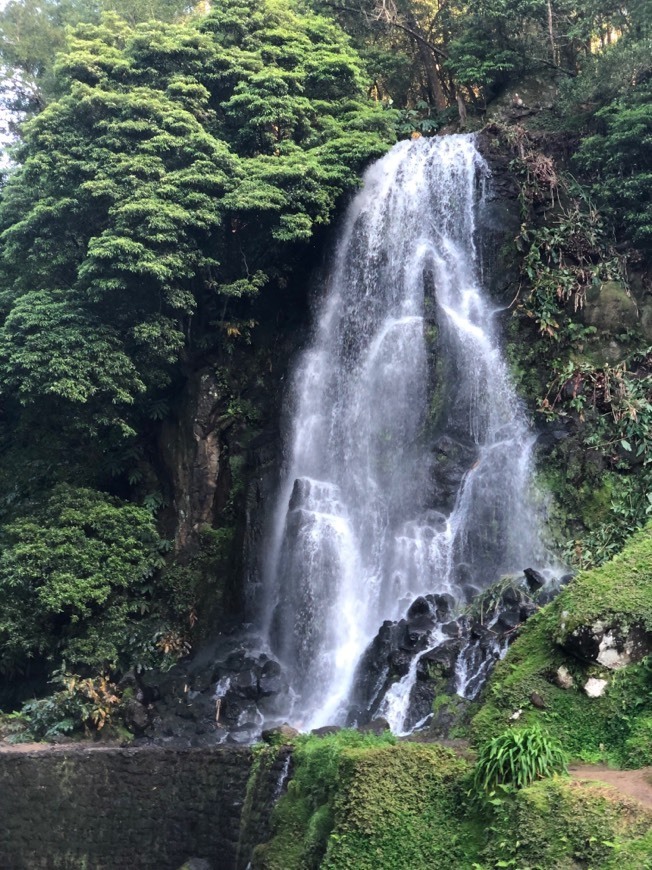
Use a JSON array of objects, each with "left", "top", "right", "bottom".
[
  {"left": 395, "top": 101, "right": 451, "bottom": 137},
  {"left": 21, "top": 671, "right": 122, "bottom": 740},
  {"left": 0, "top": 485, "right": 168, "bottom": 676},
  {"left": 516, "top": 203, "right": 623, "bottom": 341},
  {"left": 576, "top": 65, "right": 652, "bottom": 253},
  {"left": 473, "top": 725, "right": 567, "bottom": 793}
]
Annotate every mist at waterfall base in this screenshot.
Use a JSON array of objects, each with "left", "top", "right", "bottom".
[{"left": 255, "top": 134, "right": 551, "bottom": 736}]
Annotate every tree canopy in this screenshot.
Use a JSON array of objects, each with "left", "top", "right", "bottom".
[{"left": 0, "top": 1, "right": 393, "bottom": 435}]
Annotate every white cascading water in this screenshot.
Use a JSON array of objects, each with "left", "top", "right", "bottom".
[{"left": 260, "top": 134, "right": 545, "bottom": 732}]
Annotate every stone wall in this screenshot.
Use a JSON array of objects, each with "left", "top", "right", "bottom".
[{"left": 0, "top": 745, "right": 253, "bottom": 870}]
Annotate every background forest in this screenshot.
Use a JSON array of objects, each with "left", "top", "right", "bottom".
[{"left": 0, "top": 0, "right": 649, "bottom": 738}]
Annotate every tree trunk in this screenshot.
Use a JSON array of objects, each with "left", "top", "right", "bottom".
[
  {"left": 407, "top": 12, "right": 447, "bottom": 110},
  {"left": 547, "top": 0, "right": 558, "bottom": 65},
  {"left": 160, "top": 369, "right": 231, "bottom": 553}
]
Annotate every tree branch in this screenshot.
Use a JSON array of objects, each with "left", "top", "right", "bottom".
[{"left": 321, "top": 2, "right": 449, "bottom": 60}]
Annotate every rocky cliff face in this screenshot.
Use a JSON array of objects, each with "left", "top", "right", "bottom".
[{"left": 161, "top": 369, "right": 233, "bottom": 555}]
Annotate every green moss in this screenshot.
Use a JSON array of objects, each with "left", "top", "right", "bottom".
[
  {"left": 472, "top": 525, "right": 652, "bottom": 764},
  {"left": 254, "top": 733, "right": 652, "bottom": 869},
  {"left": 555, "top": 523, "right": 652, "bottom": 639},
  {"left": 253, "top": 729, "right": 397, "bottom": 870},
  {"left": 481, "top": 778, "right": 652, "bottom": 869},
  {"left": 254, "top": 734, "right": 481, "bottom": 870},
  {"left": 323, "top": 743, "right": 476, "bottom": 869}
]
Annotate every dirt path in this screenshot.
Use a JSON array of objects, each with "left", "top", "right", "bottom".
[{"left": 569, "top": 763, "right": 652, "bottom": 808}]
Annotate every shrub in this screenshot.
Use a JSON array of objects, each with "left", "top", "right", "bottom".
[
  {"left": 624, "top": 716, "right": 652, "bottom": 767},
  {"left": 0, "top": 485, "right": 167, "bottom": 677},
  {"left": 473, "top": 724, "right": 567, "bottom": 793},
  {"left": 21, "top": 671, "right": 121, "bottom": 740}
]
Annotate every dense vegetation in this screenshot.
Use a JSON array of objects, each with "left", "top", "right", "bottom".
[
  {"left": 0, "top": 0, "right": 649, "bottom": 763},
  {"left": 472, "top": 523, "right": 652, "bottom": 767},
  {"left": 251, "top": 730, "right": 652, "bottom": 868},
  {"left": 0, "top": 0, "right": 395, "bottom": 707},
  {"left": 0, "top": 0, "right": 649, "bottom": 864}
]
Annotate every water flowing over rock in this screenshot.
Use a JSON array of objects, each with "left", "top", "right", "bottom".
[{"left": 255, "top": 135, "right": 549, "bottom": 732}]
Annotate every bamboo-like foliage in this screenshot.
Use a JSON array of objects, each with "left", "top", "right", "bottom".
[{"left": 473, "top": 724, "right": 567, "bottom": 793}]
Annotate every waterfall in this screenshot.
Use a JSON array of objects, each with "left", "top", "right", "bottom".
[{"left": 259, "top": 134, "right": 545, "bottom": 731}]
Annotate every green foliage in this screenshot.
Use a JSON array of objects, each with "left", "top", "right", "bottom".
[
  {"left": 256, "top": 731, "right": 652, "bottom": 869},
  {"left": 0, "top": 289, "right": 146, "bottom": 434},
  {"left": 553, "top": 29, "right": 652, "bottom": 253},
  {"left": 256, "top": 729, "right": 397, "bottom": 869},
  {"left": 0, "top": 2, "right": 392, "bottom": 442},
  {"left": 558, "top": 37, "right": 652, "bottom": 126},
  {"left": 472, "top": 725, "right": 567, "bottom": 793},
  {"left": 494, "top": 122, "right": 651, "bottom": 566},
  {"left": 604, "top": 829, "right": 652, "bottom": 870},
  {"left": 543, "top": 353, "right": 652, "bottom": 567},
  {"left": 623, "top": 714, "right": 652, "bottom": 767},
  {"left": 0, "top": 0, "right": 393, "bottom": 711},
  {"left": 0, "top": 485, "right": 169, "bottom": 676},
  {"left": 445, "top": 5, "right": 520, "bottom": 99},
  {"left": 160, "top": 525, "right": 236, "bottom": 635},
  {"left": 322, "top": 743, "right": 475, "bottom": 870},
  {"left": 0, "top": 709, "right": 29, "bottom": 742},
  {"left": 20, "top": 670, "right": 121, "bottom": 739},
  {"left": 0, "top": 0, "right": 200, "bottom": 113},
  {"left": 576, "top": 79, "right": 652, "bottom": 252},
  {"left": 516, "top": 204, "right": 622, "bottom": 341},
  {"left": 556, "top": 522, "right": 652, "bottom": 638}
]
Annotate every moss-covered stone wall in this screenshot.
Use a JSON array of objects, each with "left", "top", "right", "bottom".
[{"left": 0, "top": 745, "right": 252, "bottom": 870}]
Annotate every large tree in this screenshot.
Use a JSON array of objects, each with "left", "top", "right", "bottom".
[{"left": 0, "top": 0, "right": 394, "bottom": 688}]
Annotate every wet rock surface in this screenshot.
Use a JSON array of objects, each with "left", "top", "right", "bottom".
[
  {"left": 348, "top": 571, "right": 565, "bottom": 735},
  {"left": 134, "top": 567, "right": 571, "bottom": 745},
  {"left": 129, "top": 632, "right": 291, "bottom": 748}
]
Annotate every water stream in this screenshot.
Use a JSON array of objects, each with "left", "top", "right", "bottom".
[{"left": 259, "top": 135, "right": 545, "bottom": 732}]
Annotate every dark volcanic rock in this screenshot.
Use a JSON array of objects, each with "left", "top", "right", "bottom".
[
  {"left": 349, "top": 569, "right": 564, "bottom": 734},
  {"left": 406, "top": 596, "right": 431, "bottom": 619},
  {"left": 140, "top": 635, "right": 291, "bottom": 747},
  {"left": 311, "top": 725, "right": 341, "bottom": 737},
  {"left": 524, "top": 567, "right": 546, "bottom": 592},
  {"left": 123, "top": 698, "right": 151, "bottom": 735},
  {"left": 429, "top": 437, "right": 479, "bottom": 510}
]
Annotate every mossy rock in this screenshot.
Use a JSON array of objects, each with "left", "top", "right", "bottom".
[
  {"left": 472, "top": 524, "right": 652, "bottom": 763},
  {"left": 322, "top": 743, "right": 474, "bottom": 870},
  {"left": 581, "top": 281, "right": 639, "bottom": 334},
  {"left": 254, "top": 735, "right": 652, "bottom": 869},
  {"left": 254, "top": 735, "right": 479, "bottom": 870},
  {"left": 554, "top": 523, "right": 652, "bottom": 641}
]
